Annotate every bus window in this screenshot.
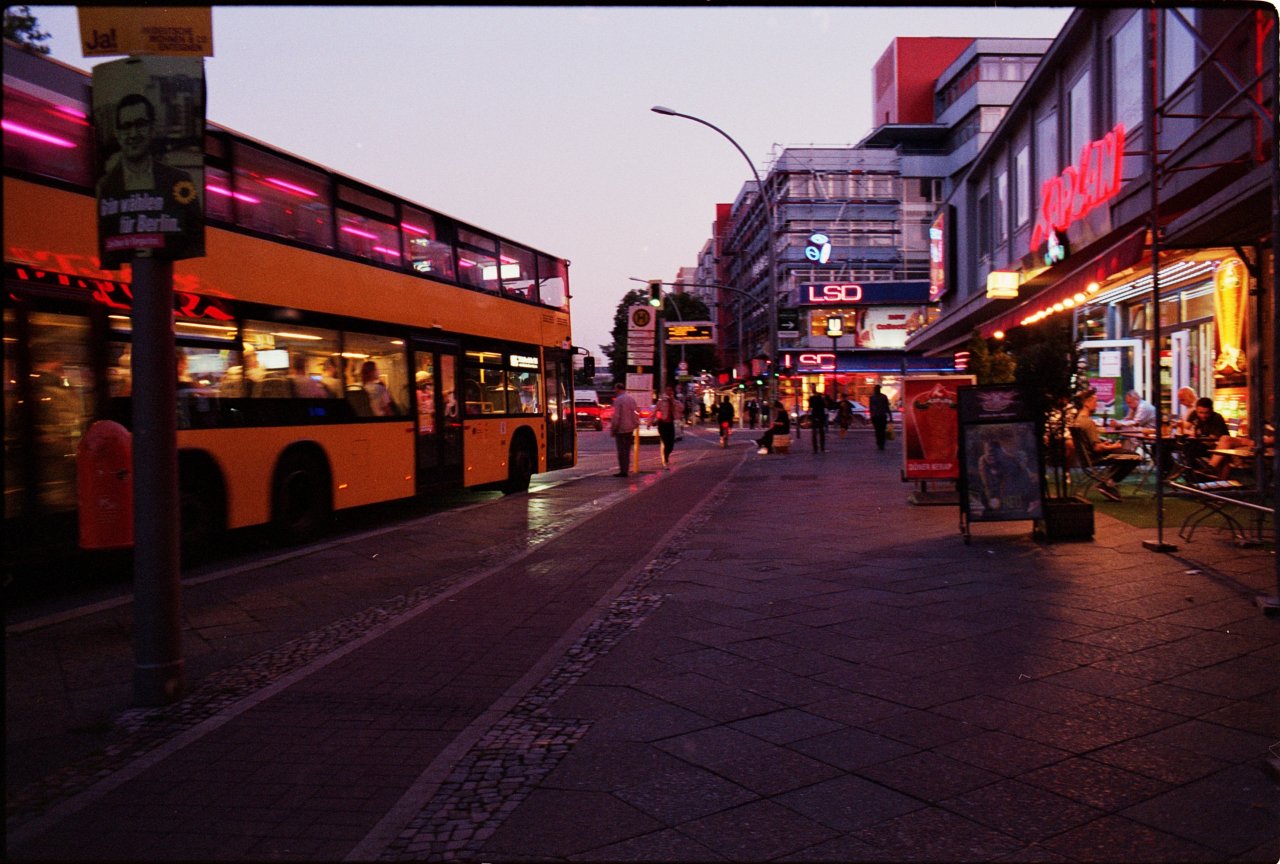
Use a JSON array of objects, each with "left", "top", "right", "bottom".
[
  {"left": 232, "top": 141, "right": 333, "bottom": 248},
  {"left": 344, "top": 331, "right": 408, "bottom": 417},
  {"left": 27, "top": 313, "right": 95, "bottom": 512},
  {"left": 336, "top": 209, "right": 401, "bottom": 268},
  {"left": 536, "top": 254, "right": 568, "bottom": 310},
  {"left": 499, "top": 243, "right": 536, "bottom": 301},
  {"left": 456, "top": 228, "right": 500, "bottom": 294},
  {"left": 401, "top": 208, "right": 455, "bottom": 281},
  {"left": 2, "top": 83, "right": 94, "bottom": 187}
]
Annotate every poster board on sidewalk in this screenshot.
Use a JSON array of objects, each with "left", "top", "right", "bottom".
[
  {"left": 957, "top": 384, "right": 1044, "bottom": 542},
  {"left": 902, "top": 375, "right": 974, "bottom": 481}
]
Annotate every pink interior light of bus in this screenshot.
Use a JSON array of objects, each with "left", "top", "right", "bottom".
[
  {"left": 2, "top": 119, "right": 76, "bottom": 148},
  {"left": 261, "top": 176, "right": 318, "bottom": 197}
]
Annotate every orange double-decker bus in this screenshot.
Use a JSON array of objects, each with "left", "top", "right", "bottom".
[{"left": 3, "top": 42, "right": 576, "bottom": 555}]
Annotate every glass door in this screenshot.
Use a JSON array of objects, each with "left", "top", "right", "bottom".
[
  {"left": 412, "top": 342, "right": 462, "bottom": 489},
  {"left": 543, "top": 348, "right": 574, "bottom": 469},
  {"left": 1079, "top": 339, "right": 1146, "bottom": 422}
]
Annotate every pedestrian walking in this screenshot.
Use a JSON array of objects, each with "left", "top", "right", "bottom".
[
  {"left": 808, "top": 391, "right": 828, "bottom": 453},
  {"left": 836, "top": 395, "right": 853, "bottom": 437},
  {"left": 746, "top": 399, "right": 759, "bottom": 429},
  {"left": 869, "top": 384, "right": 891, "bottom": 450},
  {"left": 716, "top": 396, "right": 735, "bottom": 448},
  {"left": 652, "top": 385, "right": 683, "bottom": 469},
  {"left": 609, "top": 382, "right": 638, "bottom": 476}
]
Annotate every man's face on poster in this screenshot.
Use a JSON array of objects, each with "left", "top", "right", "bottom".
[{"left": 116, "top": 101, "right": 154, "bottom": 162}]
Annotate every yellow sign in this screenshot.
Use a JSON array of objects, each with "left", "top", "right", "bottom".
[
  {"left": 1212, "top": 256, "right": 1247, "bottom": 375},
  {"left": 985, "top": 270, "right": 1020, "bottom": 299},
  {"left": 664, "top": 322, "right": 715, "bottom": 344},
  {"left": 79, "top": 7, "right": 213, "bottom": 57}
]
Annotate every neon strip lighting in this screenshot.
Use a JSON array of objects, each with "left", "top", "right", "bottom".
[
  {"left": 401, "top": 222, "right": 431, "bottom": 236},
  {"left": 2, "top": 119, "right": 76, "bottom": 148},
  {"left": 262, "top": 176, "right": 318, "bottom": 197},
  {"left": 271, "top": 331, "right": 323, "bottom": 340},
  {"left": 206, "top": 183, "right": 261, "bottom": 204},
  {"left": 175, "top": 321, "right": 239, "bottom": 333},
  {"left": 53, "top": 104, "right": 88, "bottom": 120},
  {"left": 340, "top": 225, "right": 378, "bottom": 240},
  {"left": 373, "top": 246, "right": 401, "bottom": 258}
]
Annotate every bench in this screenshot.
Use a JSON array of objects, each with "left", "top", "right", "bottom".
[
  {"left": 1168, "top": 479, "right": 1273, "bottom": 544},
  {"left": 772, "top": 436, "right": 791, "bottom": 454}
]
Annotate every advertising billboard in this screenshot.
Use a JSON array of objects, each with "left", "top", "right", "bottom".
[
  {"left": 93, "top": 55, "right": 205, "bottom": 267},
  {"left": 901, "top": 375, "right": 974, "bottom": 480}
]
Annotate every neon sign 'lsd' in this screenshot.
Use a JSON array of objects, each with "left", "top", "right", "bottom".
[
  {"left": 1030, "top": 123, "right": 1126, "bottom": 254},
  {"left": 806, "top": 283, "right": 863, "bottom": 303}
]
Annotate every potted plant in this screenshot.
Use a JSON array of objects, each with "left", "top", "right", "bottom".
[{"left": 998, "top": 321, "right": 1095, "bottom": 541}]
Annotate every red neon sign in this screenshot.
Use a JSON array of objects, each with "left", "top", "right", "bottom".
[
  {"left": 1030, "top": 123, "right": 1126, "bottom": 253},
  {"left": 806, "top": 283, "right": 863, "bottom": 304},
  {"left": 798, "top": 352, "right": 836, "bottom": 370}
]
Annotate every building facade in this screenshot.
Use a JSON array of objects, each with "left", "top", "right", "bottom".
[
  {"left": 912, "top": 6, "right": 1276, "bottom": 442},
  {"left": 700, "top": 36, "right": 1052, "bottom": 410}
]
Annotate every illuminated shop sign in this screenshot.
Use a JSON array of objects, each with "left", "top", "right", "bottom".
[
  {"left": 806, "top": 283, "right": 863, "bottom": 303},
  {"left": 1030, "top": 123, "right": 1126, "bottom": 256},
  {"left": 985, "top": 270, "right": 1020, "bottom": 299},
  {"left": 509, "top": 353, "right": 539, "bottom": 369},
  {"left": 802, "top": 280, "right": 931, "bottom": 305},
  {"left": 797, "top": 352, "right": 836, "bottom": 371},
  {"left": 805, "top": 232, "right": 832, "bottom": 264},
  {"left": 928, "top": 208, "right": 949, "bottom": 301}
]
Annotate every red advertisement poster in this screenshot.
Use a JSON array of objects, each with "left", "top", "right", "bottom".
[{"left": 902, "top": 375, "right": 974, "bottom": 480}]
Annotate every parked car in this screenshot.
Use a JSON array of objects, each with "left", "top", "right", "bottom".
[{"left": 573, "top": 389, "right": 605, "bottom": 430}]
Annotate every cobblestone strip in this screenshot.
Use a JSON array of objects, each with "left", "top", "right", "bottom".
[
  {"left": 379, "top": 490, "right": 727, "bottom": 862},
  {"left": 5, "top": 490, "right": 629, "bottom": 830}
]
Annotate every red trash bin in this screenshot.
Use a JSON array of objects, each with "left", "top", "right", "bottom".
[{"left": 77, "top": 420, "right": 134, "bottom": 549}]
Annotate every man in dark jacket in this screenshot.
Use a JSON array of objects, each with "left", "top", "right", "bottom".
[{"left": 869, "top": 384, "right": 891, "bottom": 450}]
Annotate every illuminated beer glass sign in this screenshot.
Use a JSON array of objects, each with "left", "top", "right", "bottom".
[
  {"left": 806, "top": 283, "right": 863, "bottom": 303},
  {"left": 1030, "top": 123, "right": 1126, "bottom": 256}
]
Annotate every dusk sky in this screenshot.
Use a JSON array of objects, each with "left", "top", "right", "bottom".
[{"left": 28, "top": 5, "right": 1074, "bottom": 360}]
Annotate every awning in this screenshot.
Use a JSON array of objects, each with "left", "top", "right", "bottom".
[{"left": 980, "top": 228, "right": 1150, "bottom": 338}]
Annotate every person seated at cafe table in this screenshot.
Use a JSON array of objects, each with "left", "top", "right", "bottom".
[
  {"left": 1207, "top": 418, "right": 1275, "bottom": 479},
  {"left": 1071, "top": 388, "right": 1140, "bottom": 502},
  {"left": 1174, "top": 386, "right": 1200, "bottom": 435},
  {"left": 1176, "top": 396, "right": 1230, "bottom": 476},
  {"left": 1114, "top": 389, "right": 1157, "bottom": 453}
]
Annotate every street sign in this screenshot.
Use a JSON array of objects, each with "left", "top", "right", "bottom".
[
  {"left": 79, "top": 7, "right": 213, "bottom": 57},
  {"left": 664, "top": 322, "right": 714, "bottom": 344},
  {"left": 778, "top": 308, "right": 799, "bottom": 338}
]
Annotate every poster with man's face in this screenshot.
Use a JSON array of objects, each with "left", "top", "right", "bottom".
[{"left": 93, "top": 56, "right": 205, "bottom": 267}]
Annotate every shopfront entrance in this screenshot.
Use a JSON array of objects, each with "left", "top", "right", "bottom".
[{"left": 1079, "top": 339, "right": 1147, "bottom": 420}]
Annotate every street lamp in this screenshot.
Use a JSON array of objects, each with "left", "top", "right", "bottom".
[{"left": 651, "top": 106, "right": 779, "bottom": 408}]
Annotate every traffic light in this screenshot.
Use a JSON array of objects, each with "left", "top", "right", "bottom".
[
  {"left": 583, "top": 355, "right": 595, "bottom": 377},
  {"left": 648, "top": 280, "right": 663, "bottom": 307}
]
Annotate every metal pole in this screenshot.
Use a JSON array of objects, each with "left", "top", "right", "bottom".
[
  {"left": 1266, "top": 7, "right": 1280, "bottom": 613},
  {"left": 1144, "top": 8, "right": 1177, "bottom": 554},
  {"left": 651, "top": 107, "right": 779, "bottom": 408},
  {"left": 130, "top": 254, "right": 185, "bottom": 704}
]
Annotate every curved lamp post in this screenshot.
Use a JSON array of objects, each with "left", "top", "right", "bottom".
[{"left": 651, "top": 106, "right": 779, "bottom": 408}]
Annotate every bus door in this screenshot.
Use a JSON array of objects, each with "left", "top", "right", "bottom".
[
  {"left": 412, "top": 342, "right": 463, "bottom": 489},
  {"left": 543, "top": 348, "right": 574, "bottom": 469}
]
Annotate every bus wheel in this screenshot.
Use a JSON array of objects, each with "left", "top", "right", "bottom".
[
  {"left": 503, "top": 442, "right": 534, "bottom": 495},
  {"left": 272, "top": 451, "right": 331, "bottom": 541}
]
